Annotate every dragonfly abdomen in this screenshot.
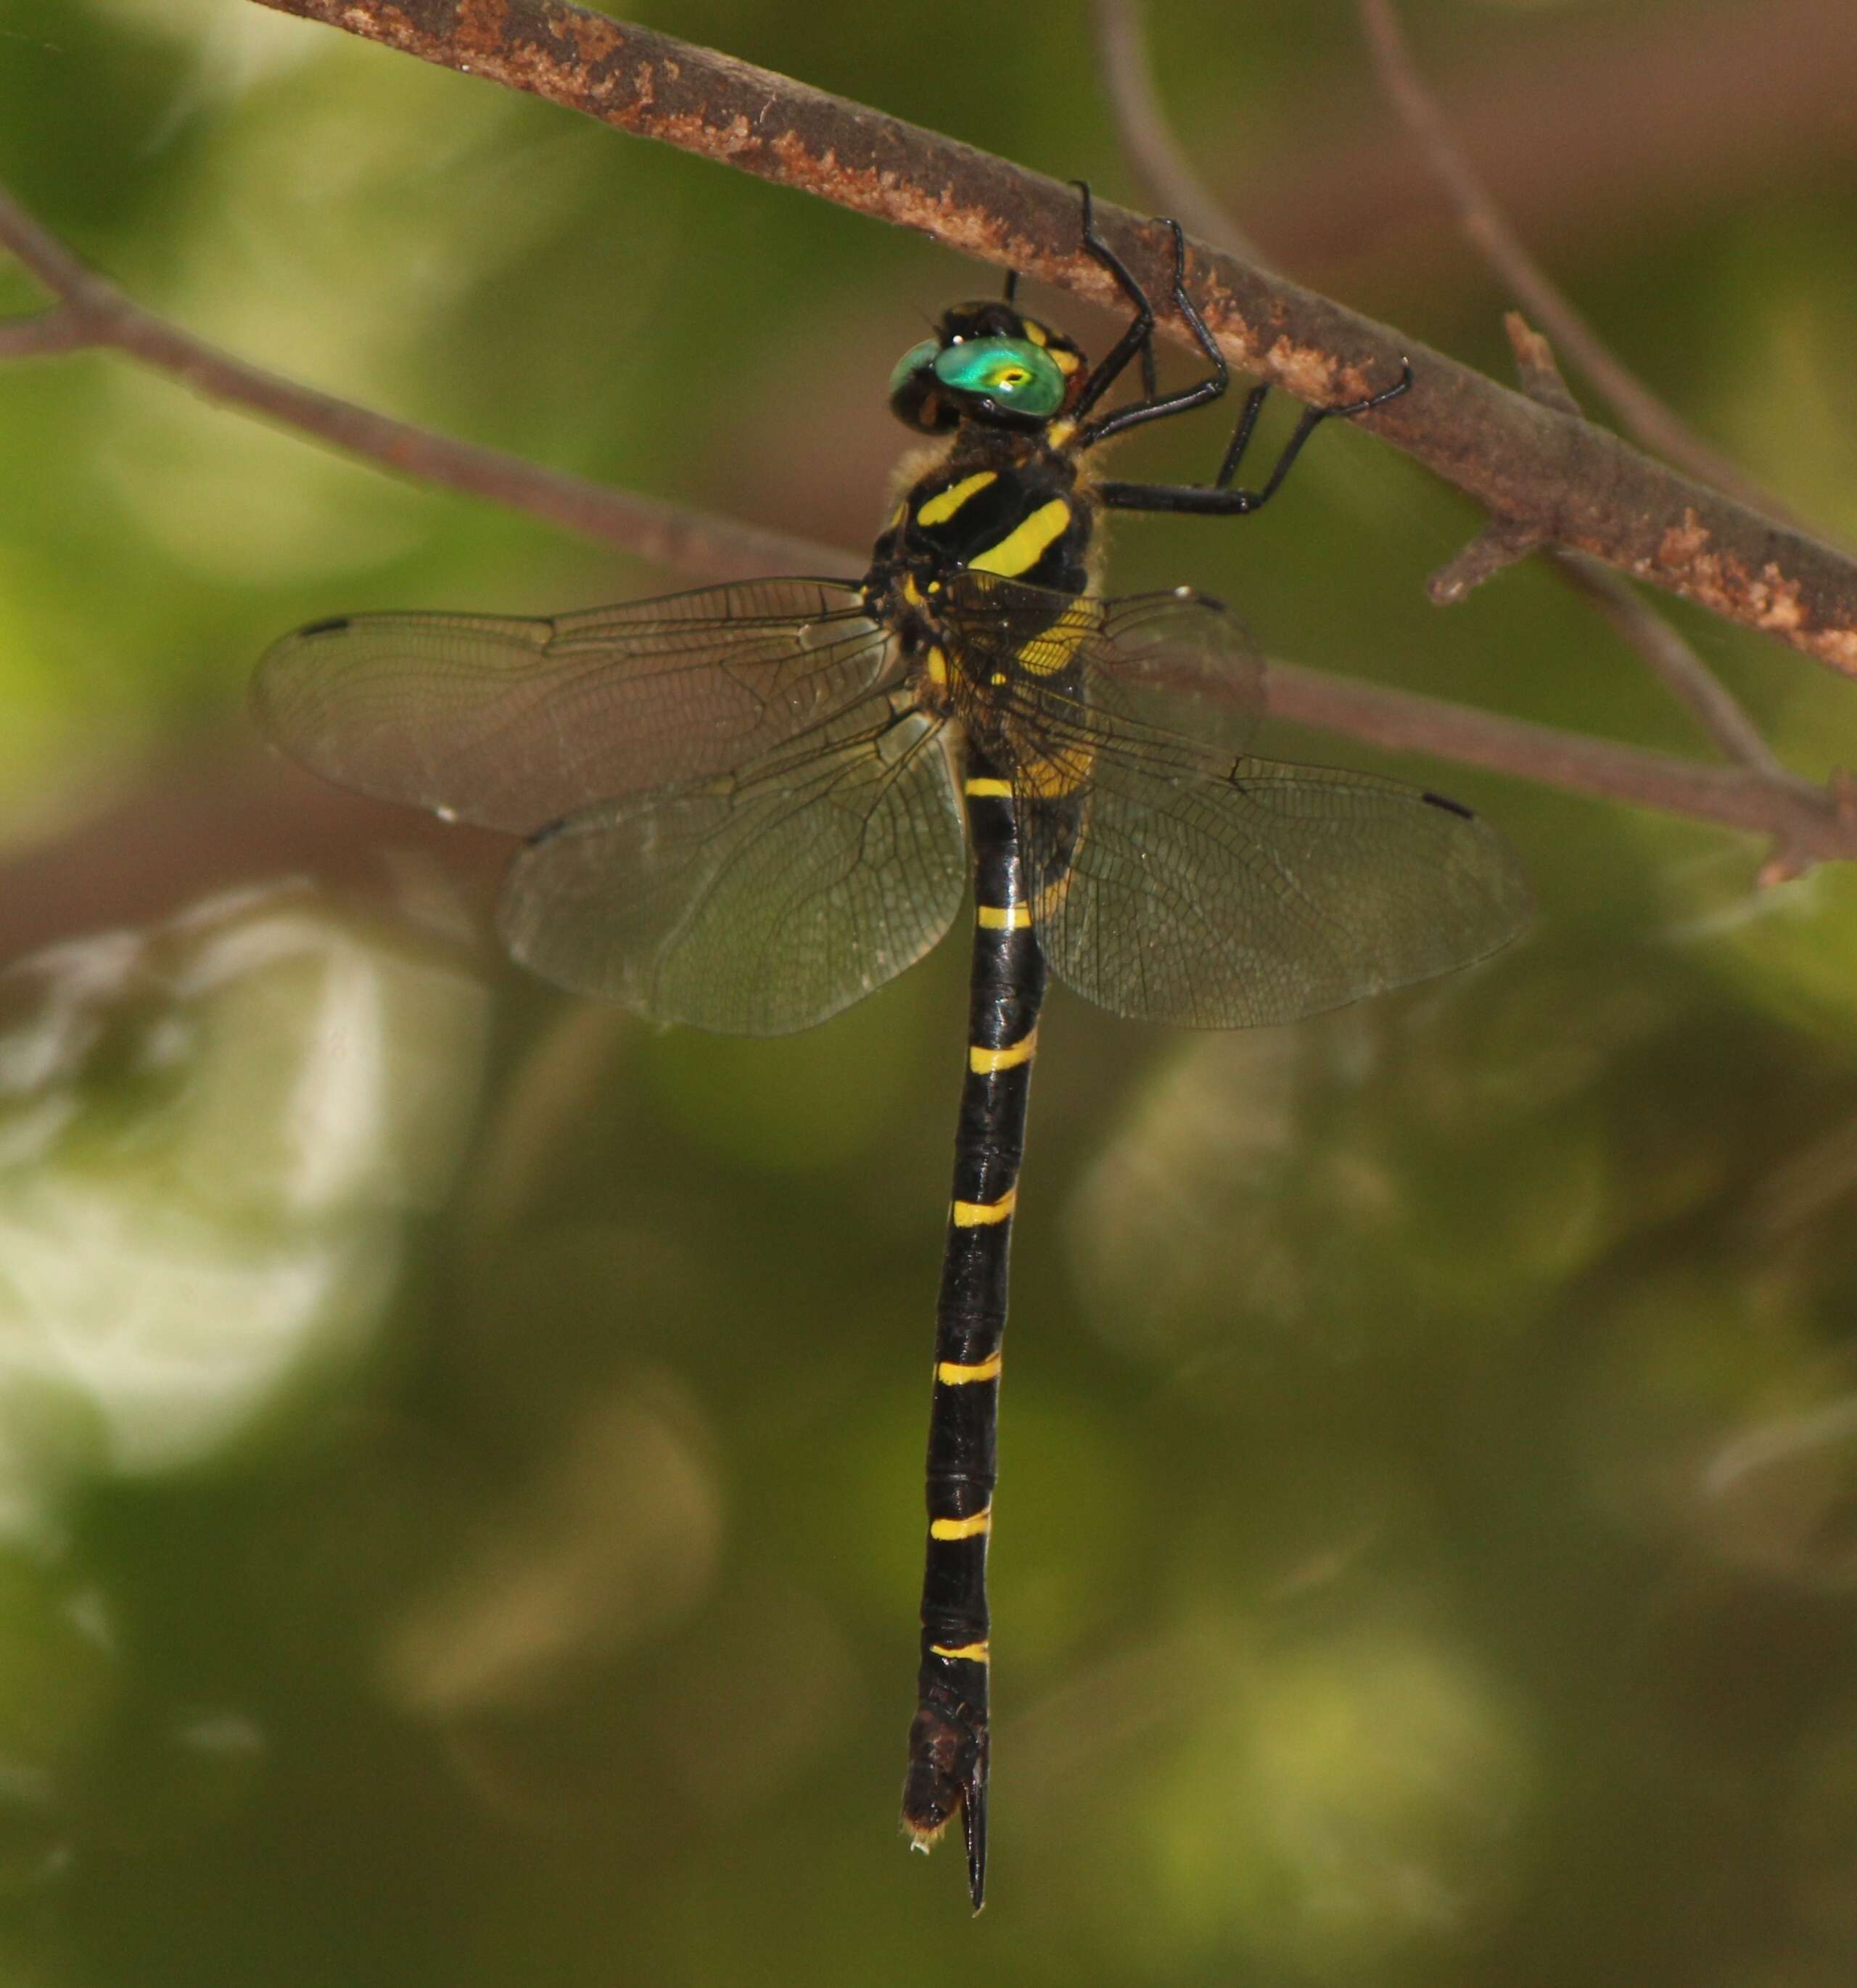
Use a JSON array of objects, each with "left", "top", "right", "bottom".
[{"left": 903, "top": 745, "right": 1048, "bottom": 1912}]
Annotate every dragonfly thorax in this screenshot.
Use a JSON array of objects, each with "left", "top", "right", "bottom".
[{"left": 865, "top": 422, "right": 1098, "bottom": 636}]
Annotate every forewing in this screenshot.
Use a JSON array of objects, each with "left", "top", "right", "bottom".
[
  {"left": 497, "top": 697, "right": 966, "bottom": 1035},
  {"left": 252, "top": 578, "right": 890, "bottom": 833}
]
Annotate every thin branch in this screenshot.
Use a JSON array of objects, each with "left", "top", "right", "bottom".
[
  {"left": 1261, "top": 659, "right": 1856, "bottom": 868},
  {"left": 1501, "top": 312, "right": 1785, "bottom": 781},
  {"left": 1257, "top": 0, "right": 1857, "bottom": 282},
  {"left": 1503, "top": 312, "right": 1781, "bottom": 767},
  {"left": 1354, "top": 0, "right": 1803, "bottom": 532},
  {"left": 1090, "top": 0, "right": 1261, "bottom": 261},
  {"left": 0, "top": 187, "right": 842, "bottom": 586},
  {"left": 1428, "top": 517, "right": 1549, "bottom": 606},
  {"left": 5, "top": 190, "right": 1855, "bottom": 874},
  {"left": 1559, "top": 556, "right": 1787, "bottom": 779},
  {"left": 1439, "top": 311, "right": 1806, "bottom": 873},
  {"left": 0, "top": 304, "right": 88, "bottom": 358},
  {"left": 232, "top": 0, "right": 1857, "bottom": 683}
]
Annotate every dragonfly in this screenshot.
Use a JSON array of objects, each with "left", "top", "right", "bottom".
[{"left": 252, "top": 189, "right": 1531, "bottom": 1912}]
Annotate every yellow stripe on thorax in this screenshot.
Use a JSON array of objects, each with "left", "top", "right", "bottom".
[
  {"left": 929, "top": 1508, "right": 993, "bottom": 1541},
  {"left": 964, "top": 776, "right": 1011, "bottom": 797},
  {"left": 915, "top": 471, "right": 997, "bottom": 530},
  {"left": 976, "top": 902, "right": 1031, "bottom": 930},
  {"left": 936, "top": 1350, "right": 1003, "bottom": 1385},
  {"left": 930, "top": 1641, "right": 991, "bottom": 1663},
  {"left": 970, "top": 1028, "right": 1037, "bottom": 1074},
  {"left": 970, "top": 498, "right": 1072, "bottom": 579}
]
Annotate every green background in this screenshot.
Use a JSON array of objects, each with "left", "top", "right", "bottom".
[{"left": 1, "top": 1, "right": 1856, "bottom": 1982}]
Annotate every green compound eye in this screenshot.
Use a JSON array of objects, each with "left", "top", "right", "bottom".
[
  {"left": 888, "top": 339, "right": 942, "bottom": 398},
  {"left": 931, "top": 337, "right": 1066, "bottom": 417}
]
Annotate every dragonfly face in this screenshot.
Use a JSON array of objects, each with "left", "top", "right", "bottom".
[
  {"left": 887, "top": 303, "right": 1086, "bottom": 433},
  {"left": 252, "top": 188, "right": 1530, "bottom": 1913}
]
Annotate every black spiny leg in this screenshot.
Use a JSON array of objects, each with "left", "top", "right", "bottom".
[
  {"left": 1074, "top": 186, "right": 1416, "bottom": 517},
  {"left": 1097, "top": 358, "right": 1415, "bottom": 518},
  {"left": 1078, "top": 212, "right": 1232, "bottom": 445},
  {"left": 1071, "top": 182, "right": 1166, "bottom": 419}
]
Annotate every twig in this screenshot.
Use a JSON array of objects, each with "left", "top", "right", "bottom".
[
  {"left": 0, "top": 187, "right": 842, "bottom": 586},
  {"left": 1501, "top": 313, "right": 1785, "bottom": 779},
  {"left": 1450, "top": 312, "right": 1808, "bottom": 874},
  {"left": 4, "top": 188, "right": 1854, "bottom": 876},
  {"left": 1428, "top": 518, "right": 1549, "bottom": 607},
  {"left": 1560, "top": 556, "right": 1787, "bottom": 780},
  {"left": 231, "top": 0, "right": 1857, "bottom": 682},
  {"left": 1354, "top": 0, "right": 1803, "bottom": 532},
  {"left": 1261, "top": 660, "right": 1855, "bottom": 869},
  {"left": 1259, "top": 0, "right": 1857, "bottom": 282},
  {"left": 0, "top": 303, "right": 89, "bottom": 358},
  {"left": 5, "top": 56, "right": 1856, "bottom": 873},
  {"left": 1090, "top": 0, "right": 1261, "bottom": 261}
]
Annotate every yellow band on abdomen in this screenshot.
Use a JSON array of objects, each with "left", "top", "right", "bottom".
[
  {"left": 970, "top": 1030, "right": 1037, "bottom": 1074},
  {"left": 952, "top": 1189, "right": 1016, "bottom": 1227},
  {"left": 936, "top": 1351, "right": 1003, "bottom": 1386},
  {"left": 929, "top": 1508, "right": 993, "bottom": 1541}
]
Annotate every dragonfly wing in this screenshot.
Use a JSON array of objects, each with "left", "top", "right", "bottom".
[
  {"left": 935, "top": 570, "right": 1265, "bottom": 758},
  {"left": 498, "top": 697, "right": 966, "bottom": 1035},
  {"left": 252, "top": 578, "right": 889, "bottom": 833},
  {"left": 932, "top": 572, "right": 1530, "bottom": 1028},
  {"left": 1029, "top": 747, "right": 1531, "bottom": 1026}
]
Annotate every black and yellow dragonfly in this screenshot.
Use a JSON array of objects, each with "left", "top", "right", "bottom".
[{"left": 254, "top": 192, "right": 1531, "bottom": 1911}]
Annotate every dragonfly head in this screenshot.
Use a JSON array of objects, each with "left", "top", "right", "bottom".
[{"left": 888, "top": 303, "right": 1085, "bottom": 435}]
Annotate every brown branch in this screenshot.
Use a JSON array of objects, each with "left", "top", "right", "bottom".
[
  {"left": 0, "top": 305, "right": 88, "bottom": 358},
  {"left": 235, "top": 0, "right": 1857, "bottom": 682},
  {"left": 1428, "top": 517, "right": 1549, "bottom": 607},
  {"left": 1274, "top": 0, "right": 1857, "bottom": 289},
  {"left": 1354, "top": 0, "right": 1803, "bottom": 532},
  {"left": 1090, "top": 0, "right": 1262, "bottom": 261},
  {"left": 1438, "top": 313, "right": 1808, "bottom": 874},
  {"left": 0, "top": 188, "right": 842, "bottom": 586},
  {"left": 1502, "top": 313, "right": 1785, "bottom": 781},
  {"left": 1261, "top": 662, "right": 1857, "bottom": 871},
  {"left": 5, "top": 48, "right": 1856, "bottom": 871},
  {"left": 1559, "top": 556, "right": 1787, "bottom": 779}
]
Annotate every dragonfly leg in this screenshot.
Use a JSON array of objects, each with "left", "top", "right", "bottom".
[
  {"left": 1070, "top": 181, "right": 1161, "bottom": 419},
  {"left": 1078, "top": 213, "right": 1232, "bottom": 444},
  {"left": 1095, "top": 359, "right": 1415, "bottom": 517}
]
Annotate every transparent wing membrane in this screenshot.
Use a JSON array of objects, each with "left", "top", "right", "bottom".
[
  {"left": 498, "top": 697, "right": 965, "bottom": 1035},
  {"left": 1024, "top": 748, "right": 1531, "bottom": 1026},
  {"left": 252, "top": 578, "right": 888, "bottom": 833},
  {"left": 933, "top": 572, "right": 1532, "bottom": 1028},
  {"left": 258, "top": 559, "right": 1524, "bottom": 1032}
]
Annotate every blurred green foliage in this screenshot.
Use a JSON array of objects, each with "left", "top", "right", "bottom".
[{"left": 1, "top": 1, "right": 1856, "bottom": 1984}]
